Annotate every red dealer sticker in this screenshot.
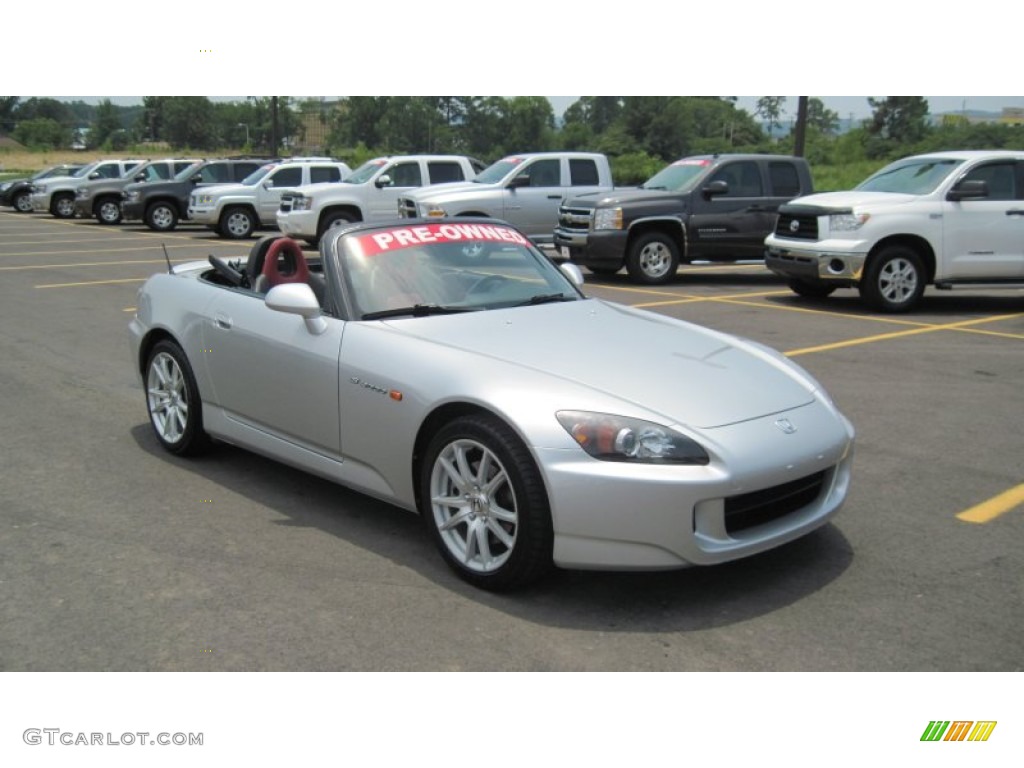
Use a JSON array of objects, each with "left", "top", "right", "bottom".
[
  {"left": 672, "top": 159, "right": 711, "bottom": 166},
  {"left": 353, "top": 223, "right": 530, "bottom": 256}
]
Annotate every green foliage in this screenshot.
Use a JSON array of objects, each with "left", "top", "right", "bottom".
[
  {"left": 13, "top": 117, "right": 69, "bottom": 149},
  {"left": 610, "top": 152, "right": 664, "bottom": 185}
]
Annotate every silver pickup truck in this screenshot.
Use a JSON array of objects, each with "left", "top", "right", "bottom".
[{"left": 397, "top": 151, "right": 614, "bottom": 246}]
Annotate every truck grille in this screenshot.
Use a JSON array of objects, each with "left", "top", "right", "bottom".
[
  {"left": 723, "top": 470, "right": 827, "bottom": 534},
  {"left": 774, "top": 212, "right": 819, "bottom": 241},
  {"left": 397, "top": 198, "right": 417, "bottom": 218},
  {"left": 557, "top": 204, "right": 592, "bottom": 234}
]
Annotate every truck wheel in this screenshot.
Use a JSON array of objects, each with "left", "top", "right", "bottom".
[
  {"left": 219, "top": 206, "right": 256, "bottom": 239},
  {"left": 51, "top": 193, "right": 76, "bottom": 219},
  {"left": 146, "top": 202, "right": 179, "bottom": 231},
  {"left": 860, "top": 245, "right": 925, "bottom": 313},
  {"left": 96, "top": 197, "right": 122, "bottom": 225},
  {"left": 788, "top": 279, "right": 836, "bottom": 299},
  {"left": 626, "top": 232, "right": 679, "bottom": 285},
  {"left": 319, "top": 210, "right": 356, "bottom": 239}
]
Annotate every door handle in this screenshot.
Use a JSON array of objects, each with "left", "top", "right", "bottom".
[
  {"left": 214, "top": 313, "right": 232, "bottom": 330},
  {"left": 547, "top": 195, "right": 562, "bottom": 199},
  {"left": 1006, "top": 209, "right": 1024, "bottom": 216}
]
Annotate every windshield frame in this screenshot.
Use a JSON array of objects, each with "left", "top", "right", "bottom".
[{"left": 641, "top": 158, "right": 713, "bottom": 192}]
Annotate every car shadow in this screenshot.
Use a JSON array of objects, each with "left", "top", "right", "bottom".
[
  {"left": 764, "top": 289, "right": 1024, "bottom": 317},
  {"left": 130, "top": 424, "right": 854, "bottom": 634},
  {"left": 584, "top": 268, "right": 783, "bottom": 290}
]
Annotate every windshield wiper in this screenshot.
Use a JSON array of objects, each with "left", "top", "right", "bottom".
[
  {"left": 516, "top": 293, "right": 577, "bottom": 307},
  {"left": 361, "top": 304, "right": 479, "bottom": 320}
]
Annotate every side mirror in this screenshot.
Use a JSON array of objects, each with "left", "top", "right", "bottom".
[
  {"left": 507, "top": 175, "right": 531, "bottom": 190},
  {"left": 703, "top": 180, "right": 729, "bottom": 198},
  {"left": 375, "top": 174, "right": 393, "bottom": 189},
  {"left": 560, "top": 262, "right": 585, "bottom": 287},
  {"left": 263, "top": 180, "right": 274, "bottom": 190},
  {"left": 265, "top": 283, "right": 327, "bottom": 335},
  {"left": 947, "top": 179, "right": 989, "bottom": 201},
  {"left": 88, "top": 172, "right": 102, "bottom": 180},
  {"left": 135, "top": 173, "right": 146, "bottom": 182}
]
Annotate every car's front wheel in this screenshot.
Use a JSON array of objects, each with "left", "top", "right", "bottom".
[
  {"left": 96, "top": 197, "right": 122, "bottom": 225},
  {"left": 626, "top": 232, "right": 680, "bottom": 284},
  {"left": 146, "top": 202, "right": 179, "bottom": 231},
  {"left": 51, "top": 193, "right": 75, "bottom": 218},
  {"left": 219, "top": 206, "right": 256, "bottom": 239},
  {"left": 420, "top": 414, "right": 554, "bottom": 591},
  {"left": 860, "top": 245, "right": 925, "bottom": 312},
  {"left": 145, "top": 340, "right": 210, "bottom": 456},
  {"left": 13, "top": 190, "right": 32, "bottom": 213}
]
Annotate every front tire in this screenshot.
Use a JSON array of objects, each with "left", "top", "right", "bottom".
[
  {"left": 317, "top": 210, "right": 356, "bottom": 240},
  {"left": 420, "top": 415, "right": 554, "bottom": 591},
  {"left": 146, "top": 202, "right": 179, "bottom": 231},
  {"left": 13, "top": 190, "right": 32, "bottom": 213},
  {"left": 625, "top": 231, "right": 680, "bottom": 285},
  {"left": 51, "top": 193, "right": 75, "bottom": 219},
  {"left": 145, "top": 340, "right": 210, "bottom": 456},
  {"left": 96, "top": 197, "right": 122, "bottom": 225},
  {"left": 860, "top": 245, "right": 925, "bottom": 312},
  {"left": 219, "top": 206, "right": 256, "bottom": 239}
]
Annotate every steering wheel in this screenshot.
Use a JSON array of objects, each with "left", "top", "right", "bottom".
[
  {"left": 466, "top": 274, "right": 508, "bottom": 296},
  {"left": 209, "top": 255, "right": 246, "bottom": 287}
]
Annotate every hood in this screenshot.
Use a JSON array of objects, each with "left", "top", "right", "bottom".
[
  {"left": 564, "top": 187, "right": 644, "bottom": 209},
  {"left": 382, "top": 300, "right": 815, "bottom": 429},
  {"left": 783, "top": 190, "right": 920, "bottom": 212}
]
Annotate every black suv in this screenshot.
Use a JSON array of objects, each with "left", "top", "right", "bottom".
[
  {"left": 121, "top": 157, "right": 276, "bottom": 231},
  {"left": 554, "top": 154, "right": 814, "bottom": 284}
]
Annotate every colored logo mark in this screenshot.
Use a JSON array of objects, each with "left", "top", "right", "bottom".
[{"left": 921, "top": 721, "right": 997, "bottom": 742}]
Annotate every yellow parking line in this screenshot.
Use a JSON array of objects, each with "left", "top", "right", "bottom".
[
  {"left": 1, "top": 236, "right": 178, "bottom": 246},
  {"left": 1, "top": 258, "right": 194, "bottom": 271},
  {"left": 784, "top": 313, "right": 1024, "bottom": 357},
  {"left": 635, "top": 290, "right": 792, "bottom": 308},
  {"left": 709, "top": 295, "right": 933, "bottom": 328},
  {"left": 36, "top": 277, "right": 148, "bottom": 288},
  {"left": 957, "top": 484, "right": 1024, "bottom": 523}
]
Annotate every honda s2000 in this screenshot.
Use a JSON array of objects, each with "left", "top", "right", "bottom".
[{"left": 129, "top": 220, "right": 854, "bottom": 590}]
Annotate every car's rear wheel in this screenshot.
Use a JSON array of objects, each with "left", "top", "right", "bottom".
[
  {"left": 788, "top": 279, "right": 837, "bottom": 299},
  {"left": 13, "top": 190, "right": 32, "bottom": 213},
  {"left": 51, "top": 193, "right": 75, "bottom": 218},
  {"left": 146, "top": 202, "right": 179, "bottom": 231},
  {"left": 860, "top": 245, "right": 925, "bottom": 312},
  {"left": 219, "top": 206, "right": 256, "bottom": 239},
  {"left": 626, "top": 232, "right": 680, "bottom": 284},
  {"left": 96, "top": 197, "right": 122, "bottom": 224},
  {"left": 421, "top": 414, "right": 554, "bottom": 591},
  {"left": 145, "top": 340, "right": 210, "bottom": 456}
]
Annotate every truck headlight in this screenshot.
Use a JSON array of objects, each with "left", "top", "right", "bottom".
[
  {"left": 33, "top": 184, "right": 46, "bottom": 193},
  {"left": 194, "top": 194, "right": 214, "bottom": 205},
  {"left": 76, "top": 188, "right": 90, "bottom": 199},
  {"left": 593, "top": 207, "right": 623, "bottom": 230},
  {"left": 556, "top": 411, "right": 709, "bottom": 465},
  {"left": 124, "top": 190, "right": 140, "bottom": 202},
  {"left": 829, "top": 212, "right": 870, "bottom": 232},
  {"left": 291, "top": 197, "right": 313, "bottom": 212},
  {"left": 422, "top": 203, "right": 447, "bottom": 218}
]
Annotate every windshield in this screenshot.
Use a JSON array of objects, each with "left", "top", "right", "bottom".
[
  {"left": 35, "top": 165, "right": 80, "bottom": 180},
  {"left": 240, "top": 164, "right": 276, "bottom": 186},
  {"left": 173, "top": 162, "right": 206, "bottom": 181},
  {"left": 641, "top": 159, "right": 712, "bottom": 191},
  {"left": 473, "top": 157, "right": 525, "bottom": 184},
  {"left": 856, "top": 157, "right": 963, "bottom": 195},
  {"left": 338, "top": 222, "right": 582, "bottom": 319},
  {"left": 343, "top": 159, "right": 388, "bottom": 185},
  {"left": 72, "top": 162, "right": 100, "bottom": 178}
]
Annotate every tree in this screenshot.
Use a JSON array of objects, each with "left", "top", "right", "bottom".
[
  {"left": 13, "top": 118, "right": 68, "bottom": 149},
  {"left": 867, "top": 96, "right": 929, "bottom": 143},
  {"left": 807, "top": 98, "right": 840, "bottom": 134},
  {"left": 163, "top": 97, "right": 216, "bottom": 150},
  {"left": 90, "top": 99, "right": 123, "bottom": 148},
  {"left": 0, "top": 96, "right": 19, "bottom": 133},
  {"left": 755, "top": 96, "right": 787, "bottom": 138}
]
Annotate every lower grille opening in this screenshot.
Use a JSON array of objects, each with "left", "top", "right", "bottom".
[{"left": 724, "top": 471, "right": 827, "bottom": 534}]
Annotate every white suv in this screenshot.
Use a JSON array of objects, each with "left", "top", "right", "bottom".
[
  {"left": 188, "top": 158, "right": 351, "bottom": 239},
  {"left": 765, "top": 150, "right": 1024, "bottom": 311},
  {"left": 277, "top": 154, "right": 483, "bottom": 245}
]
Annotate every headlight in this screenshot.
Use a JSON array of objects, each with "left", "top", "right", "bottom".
[
  {"left": 556, "top": 411, "right": 709, "bottom": 464},
  {"left": 124, "top": 190, "right": 140, "bottom": 202},
  {"left": 422, "top": 203, "right": 447, "bottom": 218},
  {"left": 194, "top": 194, "right": 215, "bottom": 205},
  {"left": 593, "top": 206, "right": 623, "bottom": 230},
  {"left": 0, "top": 182, "right": 11, "bottom": 192},
  {"left": 829, "top": 212, "right": 870, "bottom": 232},
  {"left": 34, "top": 184, "right": 46, "bottom": 193},
  {"left": 76, "top": 188, "right": 90, "bottom": 199},
  {"left": 291, "top": 197, "right": 313, "bottom": 212}
]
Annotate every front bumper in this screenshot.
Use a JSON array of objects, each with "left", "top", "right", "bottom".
[
  {"left": 539, "top": 398, "right": 855, "bottom": 570},
  {"left": 554, "top": 228, "right": 629, "bottom": 270},
  {"left": 277, "top": 210, "right": 316, "bottom": 239},
  {"left": 765, "top": 235, "right": 868, "bottom": 284},
  {"left": 121, "top": 200, "right": 144, "bottom": 221},
  {"left": 187, "top": 205, "right": 218, "bottom": 226},
  {"left": 73, "top": 198, "right": 93, "bottom": 218}
]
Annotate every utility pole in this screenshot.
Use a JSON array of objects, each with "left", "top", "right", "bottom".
[
  {"left": 271, "top": 96, "right": 280, "bottom": 156},
  {"left": 793, "top": 96, "right": 809, "bottom": 157}
]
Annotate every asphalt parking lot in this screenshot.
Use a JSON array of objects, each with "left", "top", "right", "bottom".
[{"left": 1, "top": 211, "right": 1021, "bottom": 671}]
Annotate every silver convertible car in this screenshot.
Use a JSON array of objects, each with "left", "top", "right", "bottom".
[{"left": 129, "top": 220, "right": 855, "bottom": 590}]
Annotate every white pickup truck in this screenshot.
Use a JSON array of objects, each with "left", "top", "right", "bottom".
[
  {"left": 765, "top": 150, "right": 1024, "bottom": 312},
  {"left": 397, "top": 151, "right": 614, "bottom": 246},
  {"left": 276, "top": 154, "right": 484, "bottom": 245}
]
